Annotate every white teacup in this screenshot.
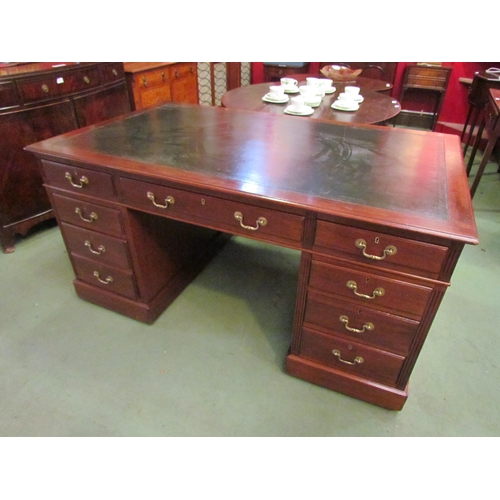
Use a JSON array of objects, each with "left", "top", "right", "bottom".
[
  {"left": 344, "top": 86, "right": 360, "bottom": 95},
  {"left": 269, "top": 85, "right": 285, "bottom": 99},
  {"left": 299, "top": 85, "right": 318, "bottom": 99},
  {"left": 290, "top": 96, "right": 307, "bottom": 112},
  {"left": 306, "top": 77, "right": 320, "bottom": 87},
  {"left": 338, "top": 92, "right": 356, "bottom": 102},
  {"left": 318, "top": 78, "right": 334, "bottom": 90},
  {"left": 280, "top": 77, "right": 298, "bottom": 89}
]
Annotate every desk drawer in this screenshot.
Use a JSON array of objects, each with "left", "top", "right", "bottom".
[
  {"left": 309, "top": 258, "right": 432, "bottom": 319},
  {"left": 72, "top": 254, "right": 137, "bottom": 299},
  {"left": 299, "top": 327, "right": 405, "bottom": 387},
  {"left": 61, "top": 222, "right": 131, "bottom": 269},
  {"left": 304, "top": 290, "right": 418, "bottom": 355},
  {"left": 120, "top": 177, "right": 305, "bottom": 245},
  {"left": 314, "top": 220, "right": 448, "bottom": 279},
  {"left": 51, "top": 192, "right": 124, "bottom": 236},
  {"left": 169, "top": 63, "right": 196, "bottom": 80},
  {"left": 42, "top": 160, "right": 116, "bottom": 199}
]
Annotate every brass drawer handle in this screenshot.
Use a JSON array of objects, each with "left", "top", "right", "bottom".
[
  {"left": 162, "top": 71, "right": 165, "bottom": 82},
  {"left": 234, "top": 211, "right": 267, "bottom": 231},
  {"left": 65, "top": 172, "right": 89, "bottom": 188},
  {"left": 147, "top": 191, "right": 175, "bottom": 209},
  {"left": 112, "top": 69, "right": 118, "bottom": 76},
  {"left": 75, "top": 207, "right": 98, "bottom": 223},
  {"left": 346, "top": 280, "right": 385, "bottom": 300},
  {"left": 93, "top": 271, "right": 113, "bottom": 284},
  {"left": 85, "top": 240, "right": 106, "bottom": 255},
  {"left": 332, "top": 350, "right": 364, "bottom": 366},
  {"left": 339, "top": 315, "right": 374, "bottom": 333},
  {"left": 83, "top": 76, "right": 90, "bottom": 84},
  {"left": 355, "top": 239, "right": 397, "bottom": 261},
  {"left": 142, "top": 76, "right": 147, "bottom": 87},
  {"left": 41, "top": 84, "right": 49, "bottom": 93}
]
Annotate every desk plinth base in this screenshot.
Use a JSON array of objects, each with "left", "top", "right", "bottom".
[{"left": 286, "top": 353, "right": 408, "bottom": 411}]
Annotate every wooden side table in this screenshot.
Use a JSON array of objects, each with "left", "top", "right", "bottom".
[
  {"left": 470, "top": 88, "right": 500, "bottom": 197},
  {"left": 399, "top": 65, "right": 452, "bottom": 130}
]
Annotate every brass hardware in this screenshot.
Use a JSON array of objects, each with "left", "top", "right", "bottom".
[
  {"left": 332, "top": 349, "right": 364, "bottom": 365},
  {"left": 142, "top": 76, "right": 147, "bottom": 87},
  {"left": 162, "top": 71, "right": 165, "bottom": 82},
  {"left": 75, "top": 207, "right": 98, "bottom": 223},
  {"left": 147, "top": 191, "right": 175, "bottom": 209},
  {"left": 355, "top": 239, "right": 397, "bottom": 260},
  {"left": 201, "top": 198, "right": 206, "bottom": 205},
  {"left": 175, "top": 70, "right": 179, "bottom": 78},
  {"left": 234, "top": 211, "right": 267, "bottom": 231},
  {"left": 93, "top": 271, "right": 113, "bottom": 284},
  {"left": 112, "top": 69, "right": 118, "bottom": 76},
  {"left": 65, "top": 172, "right": 88, "bottom": 188},
  {"left": 339, "top": 315, "right": 374, "bottom": 333},
  {"left": 85, "top": 240, "right": 105, "bottom": 255},
  {"left": 83, "top": 76, "right": 90, "bottom": 84},
  {"left": 190, "top": 66, "right": 194, "bottom": 74},
  {"left": 346, "top": 280, "right": 385, "bottom": 300},
  {"left": 41, "top": 84, "right": 49, "bottom": 93}
]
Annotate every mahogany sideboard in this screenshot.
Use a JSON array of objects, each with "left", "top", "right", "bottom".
[
  {"left": 124, "top": 62, "right": 199, "bottom": 111},
  {"left": 0, "top": 62, "right": 131, "bottom": 253},
  {"left": 26, "top": 103, "right": 478, "bottom": 410}
]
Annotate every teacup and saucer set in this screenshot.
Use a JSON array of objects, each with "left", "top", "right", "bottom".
[
  {"left": 307, "top": 77, "right": 336, "bottom": 94},
  {"left": 299, "top": 85, "right": 322, "bottom": 108},
  {"left": 331, "top": 86, "right": 362, "bottom": 111},
  {"left": 262, "top": 85, "right": 290, "bottom": 104},
  {"left": 284, "top": 96, "right": 314, "bottom": 116},
  {"left": 280, "top": 77, "right": 300, "bottom": 94}
]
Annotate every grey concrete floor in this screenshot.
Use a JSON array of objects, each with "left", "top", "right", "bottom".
[{"left": 1, "top": 148, "right": 499, "bottom": 438}]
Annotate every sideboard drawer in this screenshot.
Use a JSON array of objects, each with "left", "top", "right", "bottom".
[
  {"left": 309, "top": 258, "right": 433, "bottom": 320},
  {"left": 0, "top": 81, "right": 19, "bottom": 109},
  {"left": 51, "top": 192, "right": 124, "bottom": 236},
  {"left": 314, "top": 220, "right": 448, "bottom": 279},
  {"left": 120, "top": 177, "right": 305, "bottom": 245},
  {"left": 299, "top": 327, "right": 405, "bottom": 386},
  {"left": 169, "top": 62, "right": 196, "bottom": 80},
  {"left": 72, "top": 254, "right": 137, "bottom": 299},
  {"left": 100, "top": 63, "right": 125, "bottom": 84},
  {"left": 304, "top": 291, "right": 419, "bottom": 355},
  {"left": 42, "top": 160, "right": 116, "bottom": 199},
  {"left": 61, "top": 222, "right": 131, "bottom": 269}
]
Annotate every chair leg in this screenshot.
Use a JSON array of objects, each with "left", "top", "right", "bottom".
[
  {"left": 467, "top": 118, "right": 486, "bottom": 176},
  {"left": 463, "top": 107, "right": 479, "bottom": 157},
  {"left": 470, "top": 136, "right": 497, "bottom": 198}
]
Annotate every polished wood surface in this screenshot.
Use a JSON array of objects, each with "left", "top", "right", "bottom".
[
  {"left": 286, "top": 74, "right": 393, "bottom": 92},
  {"left": 26, "top": 103, "right": 477, "bottom": 410},
  {"left": 221, "top": 82, "right": 400, "bottom": 126},
  {"left": 0, "top": 62, "right": 131, "bottom": 253}
]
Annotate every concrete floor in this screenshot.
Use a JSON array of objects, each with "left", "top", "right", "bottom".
[{"left": 1, "top": 147, "right": 499, "bottom": 438}]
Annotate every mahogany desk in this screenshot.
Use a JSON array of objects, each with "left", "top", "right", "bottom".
[
  {"left": 26, "top": 103, "right": 478, "bottom": 410},
  {"left": 221, "top": 82, "right": 401, "bottom": 126}
]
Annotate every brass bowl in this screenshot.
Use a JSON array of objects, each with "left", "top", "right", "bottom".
[{"left": 320, "top": 65, "right": 362, "bottom": 82}]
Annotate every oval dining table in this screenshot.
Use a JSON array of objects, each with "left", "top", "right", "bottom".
[{"left": 221, "top": 81, "right": 401, "bottom": 126}]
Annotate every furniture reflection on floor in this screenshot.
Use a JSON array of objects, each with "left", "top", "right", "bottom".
[
  {"left": 0, "top": 62, "right": 131, "bottom": 253},
  {"left": 263, "top": 62, "right": 310, "bottom": 82},
  {"left": 461, "top": 71, "right": 500, "bottom": 172},
  {"left": 124, "top": 62, "right": 199, "bottom": 110},
  {"left": 26, "top": 103, "right": 477, "bottom": 411},
  {"left": 470, "top": 89, "right": 500, "bottom": 197},
  {"left": 221, "top": 81, "right": 400, "bottom": 125},
  {"left": 398, "top": 65, "right": 452, "bottom": 130}
]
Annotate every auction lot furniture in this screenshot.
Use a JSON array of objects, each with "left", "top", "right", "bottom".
[
  {"left": 222, "top": 82, "right": 400, "bottom": 126},
  {"left": 124, "top": 62, "right": 198, "bottom": 110},
  {"left": 0, "top": 62, "right": 130, "bottom": 253},
  {"left": 26, "top": 103, "right": 478, "bottom": 410}
]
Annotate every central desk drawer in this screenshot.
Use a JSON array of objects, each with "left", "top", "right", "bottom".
[
  {"left": 314, "top": 221, "right": 448, "bottom": 279},
  {"left": 299, "top": 327, "right": 405, "bottom": 387},
  {"left": 120, "top": 177, "right": 305, "bottom": 244},
  {"left": 51, "top": 192, "right": 124, "bottom": 236}
]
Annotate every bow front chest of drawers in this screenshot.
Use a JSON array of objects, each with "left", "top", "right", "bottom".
[
  {"left": 26, "top": 103, "right": 478, "bottom": 410},
  {"left": 0, "top": 62, "right": 131, "bottom": 253}
]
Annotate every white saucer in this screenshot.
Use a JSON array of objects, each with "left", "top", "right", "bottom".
[
  {"left": 283, "top": 86, "right": 300, "bottom": 94},
  {"left": 323, "top": 87, "right": 336, "bottom": 94},
  {"left": 331, "top": 101, "right": 359, "bottom": 112},
  {"left": 284, "top": 105, "right": 314, "bottom": 116},
  {"left": 262, "top": 93, "right": 289, "bottom": 104},
  {"left": 351, "top": 95, "right": 364, "bottom": 102},
  {"left": 304, "top": 96, "right": 322, "bottom": 107}
]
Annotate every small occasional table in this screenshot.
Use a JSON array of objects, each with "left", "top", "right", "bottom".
[{"left": 221, "top": 82, "right": 401, "bottom": 126}]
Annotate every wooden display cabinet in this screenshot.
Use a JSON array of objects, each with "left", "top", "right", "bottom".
[
  {"left": 124, "top": 62, "right": 199, "bottom": 110},
  {"left": 0, "top": 62, "right": 131, "bottom": 253}
]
